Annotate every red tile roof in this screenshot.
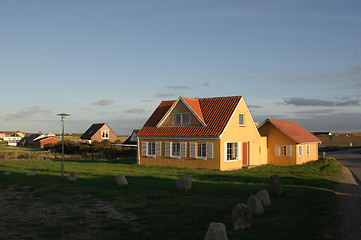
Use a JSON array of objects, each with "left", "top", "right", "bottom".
[
  {"left": 264, "top": 119, "right": 321, "bottom": 143},
  {"left": 137, "top": 96, "right": 242, "bottom": 137},
  {"left": 182, "top": 97, "right": 205, "bottom": 123}
]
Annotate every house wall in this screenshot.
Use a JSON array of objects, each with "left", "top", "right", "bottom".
[
  {"left": 295, "top": 142, "right": 319, "bottom": 164},
  {"left": 137, "top": 138, "right": 221, "bottom": 169},
  {"left": 219, "top": 98, "right": 267, "bottom": 170},
  {"left": 91, "top": 124, "right": 118, "bottom": 143},
  {"left": 39, "top": 138, "right": 60, "bottom": 148},
  {"left": 258, "top": 122, "right": 296, "bottom": 165}
]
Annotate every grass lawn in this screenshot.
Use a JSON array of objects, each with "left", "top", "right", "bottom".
[{"left": 0, "top": 150, "right": 341, "bottom": 239}]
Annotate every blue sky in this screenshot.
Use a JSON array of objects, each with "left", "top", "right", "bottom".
[{"left": 1, "top": 0, "right": 360, "bottom": 134}]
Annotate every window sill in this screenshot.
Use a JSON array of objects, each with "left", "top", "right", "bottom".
[
  {"left": 196, "top": 157, "right": 207, "bottom": 160},
  {"left": 225, "top": 159, "right": 239, "bottom": 162},
  {"left": 147, "top": 155, "right": 157, "bottom": 158},
  {"left": 171, "top": 156, "right": 181, "bottom": 159}
]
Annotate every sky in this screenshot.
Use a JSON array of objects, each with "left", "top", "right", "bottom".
[{"left": 1, "top": 0, "right": 361, "bottom": 135}]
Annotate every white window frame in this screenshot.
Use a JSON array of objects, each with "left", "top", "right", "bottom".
[
  {"left": 168, "top": 142, "right": 186, "bottom": 158},
  {"left": 306, "top": 144, "right": 310, "bottom": 155},
  {"left": 225, "top": 142, "right": 238, "bottom": 161},
  {"left": 239, "top": 113, "right": 245, "bottom": 126},
  {"left": 197, "top": 142, "right": 207, "bottom": 158},
  {"left": 173, "top": 113, "right": 190, "bottom": 126},
  {"left": 142, "top": 141, "right": 161, "bottom": 157},
  {"left": 190, "top": 142, "right": 213, "bottom": 160},
  {"left": 148, "top": 142, "right": 156, "bottom": 156},
  {"left": 298, "top": 145, "right": 303, "bottom": 157},
  {"left": 101, "top": 130, "right": 109, "bottom": 139},
  {"left": 172, "top": 142, "right": 181, "bottom": 157}
]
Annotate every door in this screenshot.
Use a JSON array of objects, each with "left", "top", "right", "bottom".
[{"left": 242, "top": 142, "right": 249, "bottom": 166}]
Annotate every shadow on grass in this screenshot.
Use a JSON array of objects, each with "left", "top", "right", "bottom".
[
  {"left": 50, "top": 157, "right": 137, "bottom": 165},
  {"left": 0, "top": 165, "right": 341, "bottom": 240}
]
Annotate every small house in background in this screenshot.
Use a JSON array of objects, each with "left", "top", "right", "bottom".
[
  {"left": 121, "top": 129, "right": 139, "bottom": 148},
  {"left": 258, "top": 119, "right": 321, "bottom": 166},
  {"left": 18, "top": 131, "right": 59, "bottom": 148},
  {"left": 33, "top": 136, "right": 60, "bottom": 148},
  {"left": 0, "top": 131, "right": 24, "bottom": 142},
  {"left": 80, "top": 123, "right": 118, "bottom": 144}
]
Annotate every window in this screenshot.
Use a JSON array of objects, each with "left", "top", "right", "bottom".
[
  {"left": 190, "top": 142, "right": 213, "bottom": 159},
  {"left": 226, "top": 142, "right": 238, "bottom": 161},
  {"left": 148, "top": 142, "right": 156, "bottom": 156},
  {"left": 280, "top": 145, "right": 287, "bottom": 156},
  {"left": 298, "top": 145, "right": 303, "bottom": 156},
  {"left": 306, "top": 144, "right": 310, "bottom": 155},
  {"left": 173, "top": 113, "right": 190, "bottom": 125},
  {"left": 239, "top": 113, "right": 245, "bottom": 126},
  {"left": 197, "top": 142, "right": 207, "bottom": 158},
  {"left": 172, "top": 142, "right": 181, "bottom": 157},
  {"left": 101, "top": 130, "right": 109, "bottom": 139},
  {"left": 275, "top": 145, "right": 291, "bottom": 156}
]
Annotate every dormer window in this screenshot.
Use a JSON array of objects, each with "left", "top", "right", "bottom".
[
  {"left": 101, "top": 130, "right": 109, "bottom": 139},
  {"left": 173, "top": 113, "right": 190, "bottom": 126}
]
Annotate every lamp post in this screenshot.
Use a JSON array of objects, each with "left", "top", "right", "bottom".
[{"left": 57, "top": 113, "right": 70, "bottom": 178}]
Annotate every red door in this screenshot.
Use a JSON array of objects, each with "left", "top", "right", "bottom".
[{"left": 242, "top": 142, "right": 248, "bottom": 166}]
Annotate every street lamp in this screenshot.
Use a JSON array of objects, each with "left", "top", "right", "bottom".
[{"left": 57, "top": 113, "right": 70, "bottom": 178}]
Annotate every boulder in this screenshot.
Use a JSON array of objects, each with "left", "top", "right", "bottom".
[
  {"left": 247, "top": 195, "right": 264, "bottom": 215},
  {"left": 3, "top": 171, "right": 12, "bottom": 175},
  {"left": 176, "top": 174, "right": 192, "bottom": 190},
  {"left": 26, "top": 170, "right": 36, "bottom": 176},
  {"left": 232, "top": 203, "right": 253, "bottom": 230},
  {"left": 255, "top": 189, "right": 271, "bottom": 207},
  {"left": 204, "top": 222, "right": 228, "bottom": 240},
  {"left": 116, "top": 174, "right": 128, "bottom": 186},
  {"left": 269, "top": 174, "right": 284, "bottom": 197},
  {"left": 66, "top": 172, "right": 78, "bottom": 181}
]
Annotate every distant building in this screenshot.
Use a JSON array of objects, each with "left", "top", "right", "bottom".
[
  {"left": 80, "top": 123, "right": 118, "bottom": 144},
  {"left": 0, "top": 131, "right": 24, "bottom": 142},
  {"left": 18, "top": 131, "right": 59, "bottom": 148},
  {"left": 121, "top": 129, "right": 139, "bottom": 148}
]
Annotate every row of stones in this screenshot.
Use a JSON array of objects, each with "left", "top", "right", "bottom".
[{"left": 204, "top": 174, "right": 284, "bottom": 240}]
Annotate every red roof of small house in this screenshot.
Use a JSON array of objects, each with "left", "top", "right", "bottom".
[
  {"left": 137, "top": 96, "right": 243, "bottom": 137},
  {"left": 261, "top": 119, "right": 321, "bottom": 144}
]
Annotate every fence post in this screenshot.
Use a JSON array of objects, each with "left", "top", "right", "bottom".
[{"left": 114, "top": 148, "right": 117, "bottom": 162}]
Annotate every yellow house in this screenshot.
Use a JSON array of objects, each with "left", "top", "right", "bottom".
[
  {"left": 137, "top": 96, "right": 268, "bottom": 171},
  {"left": 258, "top": 119, "right": 321, "bottom": 166}
]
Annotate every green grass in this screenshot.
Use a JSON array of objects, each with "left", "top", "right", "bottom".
[{"left": 0, "top": 153, "right": 342, "bottom": 240}]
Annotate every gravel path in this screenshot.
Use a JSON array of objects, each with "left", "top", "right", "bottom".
[{"left": 334, "top": 166, "right": 361, "bottom": 239}]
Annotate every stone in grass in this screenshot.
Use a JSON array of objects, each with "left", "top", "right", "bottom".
[
  {"left": 269, "top": 174, "right": 284, "bottom": 197},
  {"left": 26, "top": 170, "right": 36, "bottom": 176},
  {"left": 247, "top": 195, "right": 264, "bottom": 215},
  {"left": 255, "top": 189, "right": 271, "bottom": 207},
  {"left": 232, "top": 203, "right": 253, "bottom": 230},
  {"left": 176, "top": 174, "right": 192, "bottom": 190},
  {"left": 3, "top": 171, "right": 12, "bottom": 175},
  {"left": 204, "top": 222, "right": 228, "bottom": 240},
  {"left": 116, "top": 174, "right": 128, "bottom": 186},
  {"left": 66, "top": 172, "right": 78, "bottom": 181}
]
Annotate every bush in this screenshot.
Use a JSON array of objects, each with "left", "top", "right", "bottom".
[{"left": 44, "top": 141, "right": 136, "bottom": 160}]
